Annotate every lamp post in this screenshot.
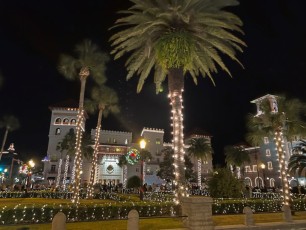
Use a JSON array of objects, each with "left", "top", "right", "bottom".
[
  {"left": 261, "top": 163, "right": 266, "bottom": 188},
  {"left": 139, "top": 139, "right": 146, "bottom": 185}
]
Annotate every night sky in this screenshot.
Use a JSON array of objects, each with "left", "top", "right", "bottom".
[{"left": 0, "top": 0, "right": 306, "bottom": 166}]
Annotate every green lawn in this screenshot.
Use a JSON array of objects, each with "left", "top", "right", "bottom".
[{"left": 1, "top": 198, "right": 306, "bottom": 230}]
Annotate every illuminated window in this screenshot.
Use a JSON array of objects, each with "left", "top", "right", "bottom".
[
  {"left": 70, "top": 119, "right": 76, "bottom": 125},
  {"left": 55, "top": 118, "right": 61, "bottom": 124},
  {"left": 156, "top": 138, "right": 161, "bottom": 145},
  {"left": 264, "top": 137, "right": 269, "bottom": 144},
  {"left": 266, "top": 149, "right": 271, "bottom": 156},
  {"left": 113, "top": 138, "right": 117, "bottom": 143},
  {"left": 125, "top": 139, "right": 128, "bottom": 145},
  {"left": 51, "top": 165, "right": 56, "bottom": 172},
  {"left": 55, "top": 128, "right": 61, "bottom": 135},
  {"left": 203, "top": 160, "right": 208, "bottom": 164},
  {"left": 63, "top": 118, "right": 69, "bottom": 124},
  {"left": 245, "top": 166, "right": 252, "bottom": 172},
  {"left": 267, "top": 161, "right": 273, "bottom": 170},
  {"left": 253, "top": 165, "right": 257, "bottom": 172}
]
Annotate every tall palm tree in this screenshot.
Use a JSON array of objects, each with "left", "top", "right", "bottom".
[
  {"left": 246, "top": 95, "right": 306, "bottom": 205},
  {"left": 224, "top": 145, "right": 250, "bottom": 178},
  {"left": 118, "top": 154, "right": 129, "bottom": 189},
  {"left": 187, "top": 137, "right": 212, "bottom": 188},
  {"left": 85, "top": 85, "right": 120, "bottom": 199},
  {"left": 110, "top": 0, "right": 245, "bottom": 202},
  {"left": 0, "top": 115, "right": 20, "bottom": 161},
  {"left": 58, "top": 39, "right": 109, "bottom": 204}
]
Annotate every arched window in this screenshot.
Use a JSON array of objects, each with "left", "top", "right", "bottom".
[
  {"left": 255, "top": 177, "right": 263, "bottom": 187},
  {"left": 63, "top": 118, "right": 69, "bottom": 124},
  {"left": 70, "top": 119, "right": 76, "bottom": 125},
  {"left": 270, "top": 178, "right": 275, "bottom": 188},
  {"left": 55, "top": 118, "right": 61, "bottom": 124},
  {"left": 55, "top": 128, "right": 61, "bottom": 135}
]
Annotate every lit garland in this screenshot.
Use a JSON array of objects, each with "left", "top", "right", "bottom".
[
  {"left": 87, "top": 124, "right": 101, "bottom": 199},
  {"left": 123, "top": 165, "right": 127, "bottom": 189},
  {"left": 56, "top": 159, "right": 62, "bottom": 188},
  {"left": 62, "top": 155, "right": 70, "bottom": 191},
  {"left": 274, "top": 130, "right": 291, "bottom": 206},
  {"left": 197, "top": 159, "right": 201, "bottom": 188},
  {"left": 71, "top": 108, "right": 84, "bottom": 205},
  {"left": 0, "top": 193, "right": 306, "bottom": 225},
  {"left": 168, "top": 89, "right": 188, "bottom": 204}
]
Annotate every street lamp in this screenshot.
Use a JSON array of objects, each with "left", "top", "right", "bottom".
[
  {"left": 261, "top": 163, "right": 266, "bottom": 188},
  {"left": 139, "top": 139, "right": 146, "bottom": 185}
]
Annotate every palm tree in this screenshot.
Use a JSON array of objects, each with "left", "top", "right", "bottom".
[
  {"left": 118, "top": 155, "right": 129, "bottom": 189},
  {"left": 288, "top": 140, "right": 306, "bottom": 186},
  {"left": 0, "top": 115, "right": 20, "bottom": 161},
  {"left": 246, "top": 95, "right": 306, "bottom": 205},
  {"left": 85, "top": 85, "right": 120, "bottom": 199},
  {"left": 110, "top": 0, "right": 246, "bottom": 202},
  {"left": 288, "top": 154, "right": 306, "bottom": 177},
  {"left": 224, "top": 145, "right": 250, "bottom": 178},
  {"left": 58, "top": 39, "right": 109, "bottom": 204},
  {"left": 57, "top": 129, "right": 94, "bottom": 191},
  {"left": 187, "top": 137, "right": 212, "bottom": 188},
  {"left": 292, "top": 140, "right": 306, "bottom": 154}
]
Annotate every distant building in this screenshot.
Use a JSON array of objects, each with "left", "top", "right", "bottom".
[
  {"left": 242, "top": 94, "right": 300, "bottom": 188},
  {"left": 43, "top": 101, "right": 213, "bottom": 188}
]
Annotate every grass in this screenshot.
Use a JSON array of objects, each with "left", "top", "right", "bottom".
[
  {"left": 1, "top": 198, "right": 306, "bottom": 230},
  {"left": 1, "top": 212, "right": 306, "bottom": 230}
]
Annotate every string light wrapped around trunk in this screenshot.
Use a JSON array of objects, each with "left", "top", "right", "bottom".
[
  {"left": 274, "top": 130, "right": 290, "bottom": 206},
  {"left": 168, "top": 88, "right": 188, "bottom": 204},
  {"left": 71, "top": 109, "right": 84, "bottom": 205},
  {"left": 87, "top": 125, "right": 101, "bottom": 199},
  {"left": 62, "top": 155, "right": 69, "bottom": 191}
]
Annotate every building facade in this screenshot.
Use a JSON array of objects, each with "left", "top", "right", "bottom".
[
  {"left": 242, "top": 94, "right": 299, "bottom": 189},
  {"left": 43, "top": 102, "right": 213, "bottom": 188}
]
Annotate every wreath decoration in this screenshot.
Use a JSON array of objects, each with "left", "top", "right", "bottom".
[{"left": 126, "top": 149, "right": 140, "bottom": 165}]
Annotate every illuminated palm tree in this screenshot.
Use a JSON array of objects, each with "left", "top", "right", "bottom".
[
  {"left": 187, "top": 137, "right": 212, "bottom": 188},
  {"left": 224, "top": 145, "right": 250, "bottom": 178},
  {"left": 0, "top": 115, "right": 20, "bottom": 161},
  {"left": 85, "top": 85, "right": 120, "bottom": 199},
  {"left": 110, "top": 0, "right": 245, "bottom": 202},
  {"left": 246, "top": 95, "right": 306, "bottom": 205},
  {"left": 58, "top": 39, "right": 109, "bottom": 204}
]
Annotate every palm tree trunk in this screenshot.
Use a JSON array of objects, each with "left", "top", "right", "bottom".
[
  {"left": 56, "top": 159, "right": 63, "bottom": 188},
  {"left": 72, "top": 68, "right": 89, "bottom": 204},
  {"left": 275, "top": 129, "right": 291, "bottom": 206},
  {"left": 0, "top": 128, "right": 9, "bottom": 160},
  {"left": 87, "top": 109, "right": 103, "bottom": 199},
  {"left": 62, "top": 154, "right": 70, "bottom": 191},
  {"left": 167, "top": 68, "right": 187, "bottom": 203},
  {"left": 197, "top": 159, "right": 201, "bottom": 188}
]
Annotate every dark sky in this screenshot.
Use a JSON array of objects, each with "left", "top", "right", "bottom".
[{"left": 0, "top": 0, "right": 306, "bottom": 166}]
